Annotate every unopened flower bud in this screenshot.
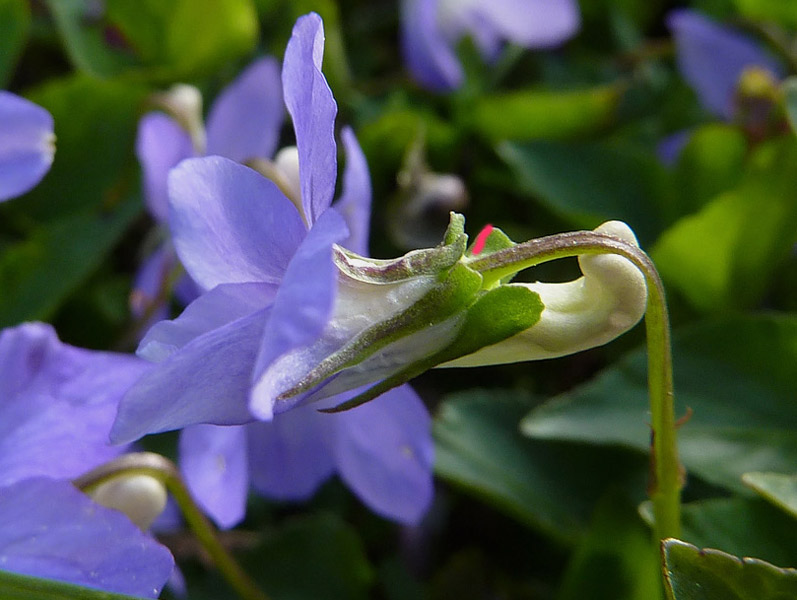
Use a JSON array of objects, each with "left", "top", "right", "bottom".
[
  {"left": 152, "top": 84, "right": 206, "bottom": 153},
  {"left": 89, "top": 474, "right": 168, "bottom": 531}
]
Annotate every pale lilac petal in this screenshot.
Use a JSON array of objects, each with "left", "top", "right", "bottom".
[
  {"left": 131, "top": 243, "right": 174, "bottom": 325},
  {"left": 0, "top": 91, "right": 54, "bottom": 202},
  {"left": 668, "top": 9, "right": 784, "bottom": 119},
  {"left": 333, "top": 127, "right": 372, "bottom": 256},
  {"left": 282, "top": 13, "right": 338, "bottom": 224},
  {"left": 206, "top": 57, "right": 284, "bottom": 163},
  {"left": 332, "top": 385, "right": 434, "bottom": 524},
  {"left": 246, "top": 409, "right": 336, "bottom": 499},
  {"left": 136, "top": 112, "right": 194, "bottom": 223},
  {"left": 180, "top": 425, "right": 249, "bottom": 529},
  {"left": 250, "top": 209, "right": 349, "bottom": 419},
  {"left": 138, "top": 282, "right": 277, "bottom": 362},
  {"left": 168, "top": 156, "right": 305, "bottom": 290},
  {"left": 0, "top": 323, "right": 149, "bottom": 487},
  {"left": 401, "top": 0, "right": 463, "bottom": 91},
  {"left": 111, "top": 309, "right": 269, "bottom": 444},
  {"left": 0, "top": 478, "right": 174, "bottom": 598},
  {"left": 468, "top": 0, "right": 580, "bottom": 58}
]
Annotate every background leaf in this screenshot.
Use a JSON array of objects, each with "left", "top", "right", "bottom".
[
  {"left": 652, "top": 138, "right": 797, "bottom": 311},
  {"left": 663, "top": 538, "right": 797, "bottom": 600},
  {"left": 742, "top": 472, "right": 797, "bottom": 520},
  {"left": 468, "top": 84, "right": 624, "bottom": 142},
  {"left": 522, "top": 314, "right": 797, "bottom": 493},
  {"left": 0, "top": 0, "right": 30, "bottom": 86},
  {"left": 434, "top": 390, "right": 647, "bottom": 544},
  {"left": 498, "top": 139, "right": 667, "bottom": 245}
]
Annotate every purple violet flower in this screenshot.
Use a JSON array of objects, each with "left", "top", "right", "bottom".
[
  {"left": 0, "top": 322, "right": 173, "bottom": 597},
  {"left": 659, "top": 9, "right": 785, "bottom": 165},
  {"left": 114, "top": 13, "right": 434, "bottom": 528},
  {"left": 401, "top": 0, "right": 580, "bottom": 91},
  {"left": 668, "top": 9, "right": 784, "bottom": 120},
  {"left": 0, "top": 91, "right": 54, "bottom": 202},
  {"left": 132, "top": 57, "right": 284, "bottom": 321}
]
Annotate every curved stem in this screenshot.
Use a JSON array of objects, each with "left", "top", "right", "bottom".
[
  {"left": 74, "top": 452, "right": 270, "bottom": 600},
  {"left": 468, "top": 230, "right": 682, "bottom": 542}
]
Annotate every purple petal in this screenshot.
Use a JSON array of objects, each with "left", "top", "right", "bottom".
[
  {"left": 168, "top": 156, "right": 306, "bottom": 290},
  {"left": 136, "top": 112, "right": 194, "bottom": 223},
  {"left": 206, "top": 57, "right": 285, "bottom": 163},
  {"left": 246, "top": 409, "right": 336, "bottom": 499},
  {"left": 138, "top": 281, "right": 277, "bottom": 362},
  {"left": 0, "top": 323, "right": 149, "bottom": 487},
  {"left": 111, "top": 309, "right": 269, "bottom": 444},
  {"left": 180, "top": 425, "right": 249, "bottom": 529},
  {"left": 668, "top": 9, "right": 784, "bottom": 119},
  {"left": 131, "top": 243, "right": 174, "bottom": 325},
  {"left": 0, "top": 478, "right": 174, "bottom": 598},
  {"left": 250, "top": 208, "right": 349, "bottom": 419},
  {"left": 401, "top": 0, "right": 463, "bottom": 91},
  {"left": 332, "top": 384, "right": 434, "bottom": 524},
  {"left": 333, "top": 127, "right": 372, "bottom": 256},
  {"left": 282, "top": 13, "right": 338, "bottom": 224},
  {"left": 466, "top": 0, "right": 580, "bottom": 59},
  {"left": 0, "top": 91, "right": 54, "bottom": 202}
]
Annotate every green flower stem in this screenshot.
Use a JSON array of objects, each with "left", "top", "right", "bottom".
[
  {"left": 468, "top": 230, "right": 682, "bottom": 543},
  {"left": 74, "top": 452, "right": 270, "bottom": 600}
]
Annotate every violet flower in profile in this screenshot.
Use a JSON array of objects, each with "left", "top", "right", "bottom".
[
  {"left": 401, "top": 0, "right": 580, "bottom": 91},
  {"left": 0, "top": 322, "right": 173, "bottom": 597},
  {"left": 114, "top": 13, "right": 434, "bottom": 528},
  {"left": 0, "top": 91, "right": 54, "bottom": 202}
]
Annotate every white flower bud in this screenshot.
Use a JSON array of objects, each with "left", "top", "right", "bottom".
[
  {"left": 443, "top": 221, "right": 647, "bottom": 367},
  {"left": 89, "top": 474, "right": 168, "bottom": 531}
]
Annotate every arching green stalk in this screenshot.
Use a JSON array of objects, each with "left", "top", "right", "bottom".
[{"left": 469, "top": 230, "right": 682, "bottom": 543}]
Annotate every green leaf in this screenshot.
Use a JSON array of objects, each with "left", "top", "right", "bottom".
[
  {"left": 0, "top": 197, "right": 141, "bottom": 326},
  {"left": 47, "top": 0, "right": 258, "bottom": 81},
  {"left": 0, "top": 569, "right": 146, "bottom": 600},
  {"left": 557, "top": 492, "right": 663, "bottom": 600},
  {"left": 784, "top": 77, "right": 797, "bottom": 136},
  {"left": 469, "top": 84, "right": 624, "bottom": 142},
  {"left": 663, "top": 538, "right": 797, "bottom": 600},
  {"left": 248, "top": 514, "right": 373, "bottom": 600},
  {"left": 434, "top": 390, "right": 647, "bottom": 544},
  {"left": 670, "top": 124, "right": 747, "bottom": 218},
  {"left": 522, "top": 314, "right": 797, "bottom": 494},
  {"left": 3, "top": 75, "right": 147, "bottom": 222},
  {"left": 733, "top": 0, "right": 797, "bottom": 28},
  {"left": 0, "top": 0, "right": 30, "bottom": 86},
  {"left": 743, "top": 472, "right": 797, "bottom": 520},
  {"left": 652, "top": 137, "right": 797, "bottom": 311},
  {"left": 498, "top": 140, "right": 666, "bottom": 245},
  {"left": 679, "top": 497, "right": 797, "bottom": 568}
]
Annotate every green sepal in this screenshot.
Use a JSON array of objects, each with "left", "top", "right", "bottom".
[
  {"left": 321, "top": 284, "right": 544, "bottom": 412},
  {"left": 334, "top": 212, "right": 468, "bottom": 283},
  {"left": 464, "top": 225, "right": 517, "bottom": 287},
  {"left": 465, "top": 226, "right": 516, "bottom": 258},
  {"left": 278, "top": 261, "right": 483, "bottom": 399}
]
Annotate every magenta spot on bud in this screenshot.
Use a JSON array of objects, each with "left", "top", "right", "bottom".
[{"left": 472, "top": 224, "right": 494, "bottom": 255}]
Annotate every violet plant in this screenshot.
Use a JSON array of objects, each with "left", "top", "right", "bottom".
[{"left": 3, "top": 2, "right": 797, "bottom": 600}]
